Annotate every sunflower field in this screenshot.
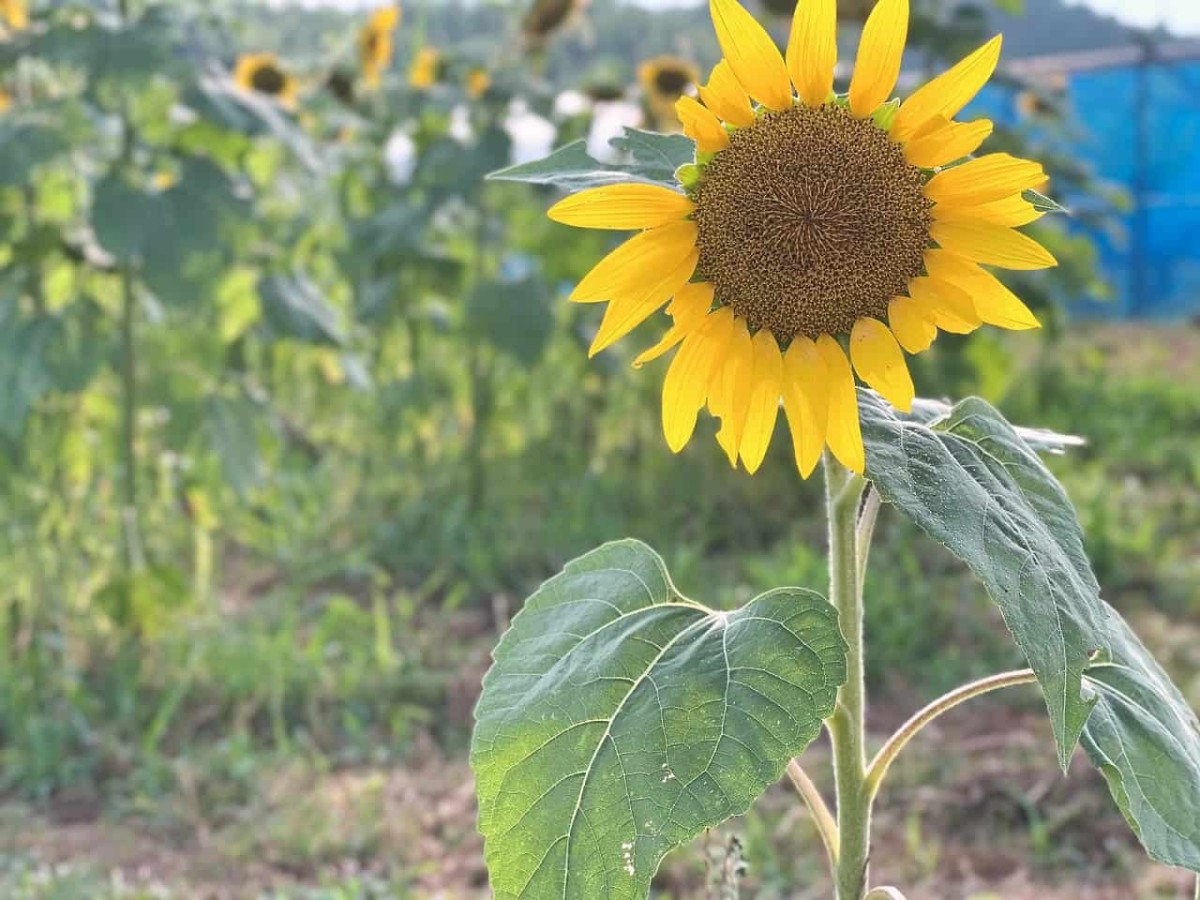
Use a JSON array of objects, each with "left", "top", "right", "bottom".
[{"left": 0, "top": 0, "right": 1197, "bottom": 897}]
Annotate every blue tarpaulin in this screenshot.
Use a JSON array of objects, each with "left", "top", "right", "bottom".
[{"left": 967, "top": 50, "right": 1200, "bottom": 319}]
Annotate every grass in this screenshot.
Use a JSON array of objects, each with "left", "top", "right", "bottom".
[{"left": 0, "top": 323, "right": 1197, "bottom": 897}]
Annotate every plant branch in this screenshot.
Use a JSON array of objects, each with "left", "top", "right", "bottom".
[
  {"left": 786, "top": 759, "right": 839, "bottom": 869},
  {"left": 855, "top": 487, "right": 881, "bottom": 585},
  {"left": 863, "top": 668, "right": 1038, "bottom": 801}
]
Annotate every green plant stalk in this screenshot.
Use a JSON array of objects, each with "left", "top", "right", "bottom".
[
  {"left": 466, "top": 204, "right": 493, "bottom": 514},
  {"left": 119, "top": 264, "right": 144, "bottom": 573},
  {"left": 824, "top": 454, "right": 869, "bottom": 900}
]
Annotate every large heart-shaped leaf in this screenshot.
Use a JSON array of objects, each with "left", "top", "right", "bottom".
[
  {"left": 1081, "top": 604, "right": 1200, "bottom": 872},
  {"left": 860, "top": 390, "right": 1112, "bottom": 768},
  {"left": 488, "top": 128, "right": 692, "bottom": 192},
  {"left": 472, "top": 540, "right": 846, "bottom": 899}
]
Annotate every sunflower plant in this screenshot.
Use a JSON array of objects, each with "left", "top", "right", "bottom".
[{"left": 471, "top": 0, "right": 1200, "bottom": 897}]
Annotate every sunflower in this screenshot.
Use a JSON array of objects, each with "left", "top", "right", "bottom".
[
  {"left": 325, "top": 67, "right": 357, "bottom": 105},
  {"left": 638, "top": 55, "right": 700, "bottom": 129},
  {"left": 546, "top": 0, "right": 1055, "bottom": 477},
  {"left": 521, "top": 0, "right": 583, "bottom": 43},
  {"left": 358, "top": 5, "right": 401, "bottom": 89},
  {"left": 0, "top": 0, "right": 27, "bottom": 29},
  {"left": 233, "top": 53, "right": 299, "bottom": 108},
  {"left": 0, "top": 88, "right": 10, "bottom": 113},
  {"left": 466, "top": 68, "right": 491, "bottom": 100},
  {"left": 408, "top": 48, "right": 442, "bottom": 89}
]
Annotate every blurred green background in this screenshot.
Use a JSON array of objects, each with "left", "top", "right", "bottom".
[{"left": 0, "top": 0, "right": 1197, "bottom": 896}]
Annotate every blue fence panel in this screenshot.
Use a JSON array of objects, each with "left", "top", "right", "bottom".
[{"left": 969, "top": 58, "right": 1200, "bottom": 320}]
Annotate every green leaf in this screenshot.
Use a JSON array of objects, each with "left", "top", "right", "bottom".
[
  {"left": 1024, "top": 189, "right": 1068, "bottom": 215},
  {"left": 206, "top": 395, "right": 266, "bottom": 497},
  {"left": 608, "top": 128, "right": 696, "bottom": 182},
  {"left": 31, "top": 8, "right": 175, "bottom": 88},
  {"left": 472, "top": 539, "right": 847, "bottom": 899},
  {"left": 906, "top": 397, "right": 1085, "bottom": 455},
  {"left": 1081, "top": 605, "right": 1200, "bottom": 872},
  {"left": 259, "top": 273, "right": 345, "bottom": 347},
  {"left": 488, "top": 128, "right": 693, "bottom": 191},
  {"left": 0, "top": 115, "right": 68, "bottom": 187},
  {"left": 860, "top": 390, "right": 1110, "bottom": 768},
  {"left": 182, "top": 77, "right": 322, "bottom": 173},
  {"left": 91, "top": 173, "right": 166, "bottom": 264},
  {"left": 468, "top": 272, "right": 554, "bottom": 366}
]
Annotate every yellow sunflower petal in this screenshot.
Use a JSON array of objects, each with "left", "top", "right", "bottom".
[
  {"left": 782, "top": 336, "right": 829, "bottom": 479},
  {"left": 925, "top": 153, "right": 1048, "bottom": 207},
  {"left": 904, "top": 116, "right": 993, "bottom": 168},
  {"left": 709, "top": 0, "right": 793, "bottom": 111},
  {"left": 662, "top": 317, "right": 721, "bottom": 452},
  {"left": 930, "top": 220, "right": 1058, "bottom": 270},
  {"left": 849, "top": 0, "right": 909, "bottom": 117},
  {"left": 699, "top": 60, "right": 756, "bottom": 128},
  {"left": 787, "top": 0, "right": 837, "bottom": 107},
  {"left": 933, "top": 193, "right": 1044, "bottom": 228},
  {"left": 368, "top": 5, "right": 400, "bottom": 31},
  {"left": 887, "top": 296, "right": 938, "bottom": 353},
  {"left": 908, "top": 275, "right": 981, "bottom": 334},
  {"left": 676, "top": 95, "right": 730, "bottom": 152},
  {"left": 815, "top": 335, "right": 865, "bottom": 474},
  {"left": 548, "top": 184, "right": 695, "bottom": 230},
  {"left": 571, "top": 221, "right": 698, "bottom": 303},
  {"left": 923, "top": 250, "right": 1041, "bottom": 330},
  {"left": 589, "top": 247, "right": 699, "bottom": 355},
  {"left": 711, "top": 315, "right": 754, "bottom": 466},
  {"left": 632, "top": 280, "right": 714, "bottom": 369},
  {"left": 739, "top": 329, "right": 783, "bottom": 474},
  {"left": 892, "top": 35, "right": 1003, "bottom": 141},
  {"left": 849, "top": 317, "right": 914, "bottom": 411}
]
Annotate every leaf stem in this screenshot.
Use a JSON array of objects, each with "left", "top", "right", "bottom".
[
  {"left": 855, "top": 487, "right": 881, "bottom": 585},
  {"left": 824, "top": 454, "right": 869, "bottom": 900},
  {"left": 863, "top": 668, "right": 1038, "bottom": 802},
  {"left": 786, "top": 759, "right": 839, "bottom": 868}
]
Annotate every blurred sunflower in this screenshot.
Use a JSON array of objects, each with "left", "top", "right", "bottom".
[
  {"left": 521, "top": 0, "right": 584, "bottom": 44},
  {"left": 584, "top": 82, "right": 626, "bottom": 103},
  {"left": 234, "top": 53, "right": 298, "bottom": 108},
  {"left": 0, "top": 88, "right": 10, "bottom": 112},
  {"left": 358, "top": 5, "right": 401, "bottom": 89},
  {"left": 638, "top": 55, "right": 700, "bottom": 130},
  {"left": 325, "top": 67, "right": 357, "bottom": 105},
  {"left": 408, "top": 47, "right": 442, "bottom": 89},
  {"left": 466, "top": 67, "right": 491, "bottom": 100},
  {"left": 546, "top": 0, "right": 1055, "bottom": 476},
  {"left": 0, "top": 0, "right": 27, "bottom": 29}
]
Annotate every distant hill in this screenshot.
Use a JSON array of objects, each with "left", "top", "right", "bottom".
[{"left": 986, "top": 0, "right": 1159, "bottom": 58}]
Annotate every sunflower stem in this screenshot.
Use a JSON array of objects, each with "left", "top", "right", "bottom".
[{"left": 824, "top": 454, "right": 870, "bottom": 900}]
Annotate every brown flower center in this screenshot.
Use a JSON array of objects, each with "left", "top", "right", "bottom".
[
  {"left": 653, "top": 67, "right": 692, "bottom": 97},
  {"left": 693, "top": 103, "right": 932, "bottom": 340},
  {"left": 251, "top": 64, "right": 287, "bottom": 95},
  {"left": 523, "top": 0, "right": 574, "bottom": 37}
]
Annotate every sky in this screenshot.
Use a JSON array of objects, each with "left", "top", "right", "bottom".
[
  {"left": 300, "top": 0, "right": 1200, "bottom": 35},
  {"left": 1068, "top": 0, "right": 1200, "bottom": 34}
]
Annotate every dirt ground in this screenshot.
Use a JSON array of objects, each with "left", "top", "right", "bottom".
[{"left": 3, "top": 703, "right": 1195, "bottom": 899}]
